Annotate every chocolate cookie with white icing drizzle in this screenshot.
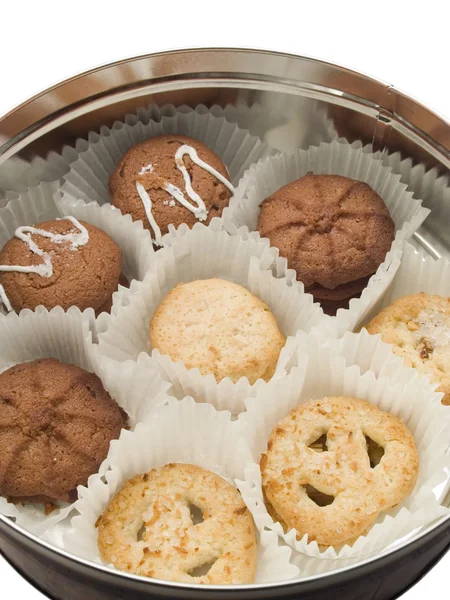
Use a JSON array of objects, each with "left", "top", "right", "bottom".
[
  {"left": 0, "top": 218, "right": 123, "bottom": 313},
  {"left": 109, "top": 135, "right": 235, "bottom": 245}
]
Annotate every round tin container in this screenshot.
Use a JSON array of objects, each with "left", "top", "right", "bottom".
[{"left": 0, "top": 48, "right": 449, "bottom": 600}]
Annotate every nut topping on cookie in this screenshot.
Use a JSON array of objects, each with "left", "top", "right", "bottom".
[{"left": 366, "top": 293, "right": 450, "bottom": 405}]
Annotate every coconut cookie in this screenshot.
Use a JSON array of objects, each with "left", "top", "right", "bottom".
[
  {"left": 97, "top": 463, "right": 258, "bottom": 584},
  {"left": 109, "top": 135, "right": 235, "bottom": 245},
  {"left": 261, "top": 396, "right": 419, "bottom": 548},
  {"left": 0, "top": 218, "right": 123, "bottom": 314},
  {"left": 150, "top": 278, "right": 286, "bottom": 384},
  {"left": 366, "top": 293, "right": 450, "bottom": 405}
]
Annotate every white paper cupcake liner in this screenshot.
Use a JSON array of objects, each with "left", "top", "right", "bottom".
[
  {"left": 365, "top": 145, "right": 450, "bottom": 259},
  {"left": 0, "top": 306, "right": 171, "bottom": 535},
  {"left": 63, "top": 398, "right": 299, "bottom": 584},
  {"left": 315, "top": 327, "right": 450, "bottom": 505},
  {"left": 223, "top": 139, "right": 430, "bottom": 333},
  {"left": 0, "top": 145, "right": 77, "bottom": 202},
  {"left": 368, "top": 241, "right": 450, "bottom": 310},
  {"left": 93, "top": 224, "right": 327, "bottom": 414},
  {"left": 0, "top": 181, "right": 61, "bottom": 240},
  {"left": 320, "top": 327, "right": 443, "bottom": 398},
  {"left": 379, "top": 148, "right": 450, "bottom": 217},
  {"left": 360, "top": 243, "right": 450, "bottom": 504},
  {"left": 141, "top": 101, "right": 337, "bottom": 151},
  {"left": 196, "top": 100, "right": 337, "bottom": 152},
  {"left": 286, "top": 504, "right": 448, "bottom": 576},
  {"left": 59, "top": 104, "right": 274, "bottom": 223},
  {"left": 0, "top": 182, "right": 155, "bottom": 315},
  {"left": 237, "top": 330, "right": 450, "bottom": 560}
]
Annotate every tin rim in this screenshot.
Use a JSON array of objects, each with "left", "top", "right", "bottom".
[
  {"left": 0, "top": 48, "right": 448, "bottom": 166},
  {"left": 1, "top": 508, "right": 449, "bottom": 591}
]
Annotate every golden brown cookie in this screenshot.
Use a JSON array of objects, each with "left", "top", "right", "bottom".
[
  {"left": 109, "top": 135, "right": 233, "bottom": 241},
  {"left": 0, "top": 358, "right": 127, "bottom": 504},
  {"left": 0, "top": 219, "right": 122, "bottom": 313},
  {"left": 256, "top": 173, "right": 395, "bottom": 313},
  {"left": 97, "top": 463, "right": 258, "bottom": 584},
  {"left": 366, "top": 293, "right": 450, "bottom": 405},
  {"left": 150, "top": 278, "right": 286, "bottom": 384},
  {"left": 261, "top": 396, "right": 419, "bottom": 548}
]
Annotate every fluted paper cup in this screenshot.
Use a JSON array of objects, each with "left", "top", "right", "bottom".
[
  {"left": 224, "top": 140, "right": 430, "bottom": 333},
  {"left": 368, "top": 241, "right": 450, "bottom": 310},
  {"left": 0, "top": 307, "right": 170, "bottom": 534},
  {"left": 92, "top": 224, "right": 328, "bottom": 414},
  {"left": 0, "top": 146, "right": 77, "bottom": 203},
  {"left": 197, "top": 100, "right": 337, "bottom": 152},
  {"left": 0, "top": 182, "right": 155, "bottom": 315},
  {"left": 64, "top": 398, "right": 299, "bottom": 584},
  {"left": 237, "top": 331, "right": 450, "bottom": 559},
  {"left": 360, "top": 242, "right": 450, "bottom": 413},
  {"left": 59, "top": 104, "right": 274, "bottom": 244}
]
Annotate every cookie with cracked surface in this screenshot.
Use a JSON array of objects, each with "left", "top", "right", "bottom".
[
  {"left": 97, "top": 463, "right": 258, "bottom": 584},
  {"left": 261, "top": 396, "right": 419, "bottom": 548},
  {"left": 366, "top": 292, "right": 450, "bottom": 405},
  {"left": 109, "top": 135, "right": 233, "bottom": 241},
  {"left": 0, "top": 219, "right": 122, "bottom": 313},
  {"left": 150, "top": 278, "right": 286, "bottom": 384},
  {"left": 256, "top": 173, "right": 395, "bottom": 313},
  {"left": 0, "top": 358, "right": 127, "bottom": 504}
]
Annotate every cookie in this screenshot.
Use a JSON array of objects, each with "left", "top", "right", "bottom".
[
  {"left": 256, "top": 173, "right": 395, "bottom": 313},
  {"left": 150, "top": 278, "right": 286, "bottom": 384},
  {"left": 97, "top": 463, "right": 257, "bottom": 584},
  {"left": 307, "top": 276, "right": 372, "bottom": 315},
  {"left": 261, "top": 396, "right": 419, "bottom": 548},
  {"left": 0, "top": 358, "right": 127, "bottom": 503},
  {"left": 366, "top": 293, "right": 450, "bottom": 405},
  {"left": 109, "top": 135, "right": 234, "bottom": 245},
  {"left": 0, "top": 218, "right": 122, "bottom": 313}
]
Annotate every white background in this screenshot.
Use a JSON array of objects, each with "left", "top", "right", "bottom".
[{"left": 0, "top": 1, "right": 448, "bottom": 598}]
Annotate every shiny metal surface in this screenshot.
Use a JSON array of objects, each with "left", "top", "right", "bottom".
[
  {"left": 2, "top": 507, "right": 449, "bottom": 599},
  {"left": 0, "top": 49, "right": 448, "bottom": 165},
  {"left": 0, "top": 48, "right": 449, "bottom": 599}
]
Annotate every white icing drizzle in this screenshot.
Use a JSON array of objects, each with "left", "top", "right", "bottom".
[
  {"left": 0, "top": 217, "right": 89, "bottom": 312},
  {"left": 135, "top": 144, "right": 235, "bottom": 246},
  {"left": 136, "top": 182, "right": 162, "bottom": 245}
]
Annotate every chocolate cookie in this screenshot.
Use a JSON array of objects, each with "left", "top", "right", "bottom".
[
  {"left": 0, "top": 218, "right": 122, "bottom": 313},
  {"left": 308, "top": 276, "right": 372, "bottom": 316},
  {"left": 257, "top": 173, "right": 395, "bottom": 313},
  {"left": 0, "top": 358, "right": 127, "bottom": 504},
  {"left": 109, "top": 135, "right": 234, "bottom": 244}
]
